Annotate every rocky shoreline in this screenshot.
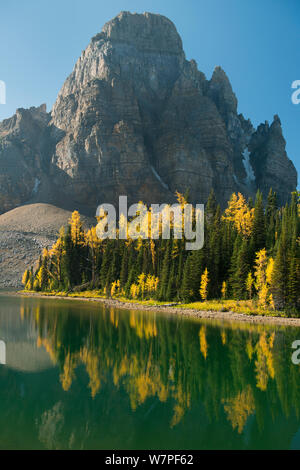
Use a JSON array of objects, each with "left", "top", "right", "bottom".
[{"left": 14, "top": 292, "right": 300, "bottom": 327}]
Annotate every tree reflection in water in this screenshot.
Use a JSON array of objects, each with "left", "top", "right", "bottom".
[{"left": 20, "top": 297, "right": 300, "bottom": 437}]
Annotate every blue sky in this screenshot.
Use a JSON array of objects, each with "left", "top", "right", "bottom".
[{"left": 1, "top": 0, "right": 299, "bottom": 181}]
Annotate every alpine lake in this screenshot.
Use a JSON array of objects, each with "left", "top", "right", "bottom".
[{"left": 1, "top": 293, "right": 300, "bottom": 450}]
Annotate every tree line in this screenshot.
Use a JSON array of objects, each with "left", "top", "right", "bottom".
[{"left": 22, "top": 189, "right": 300, "bottom": 313}]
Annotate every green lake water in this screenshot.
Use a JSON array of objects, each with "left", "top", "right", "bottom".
[{"left": 0, "top": 294, "right": 300, "bottom": 450}]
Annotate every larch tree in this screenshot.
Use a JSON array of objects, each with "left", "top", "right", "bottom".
[{"left": 200, "top": 268, "right": 209, "bottom": 301}]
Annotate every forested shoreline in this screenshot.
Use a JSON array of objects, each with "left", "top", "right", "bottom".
[{"left": 22, "top": 190, "right": 300, "bottom": 315}]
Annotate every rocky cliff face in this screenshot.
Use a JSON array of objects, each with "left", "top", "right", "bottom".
[
  {"left": 0, "top": 104, "right": 51, "bottom": 212},
  {"left": 0, "top": 11, "right": 297, "bottom": 214}
]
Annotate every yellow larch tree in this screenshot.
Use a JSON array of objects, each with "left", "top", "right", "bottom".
[
  {"left": 223, "top": 192, "right": 255, "bottom": 238},
  {"left": 245, "top": 272, "right": 254, "bottom": 300},
  {"left": 254, "top": 249, "right": 274, "bottom": 308},
  {"left": 69, "top": 210, "right": 84, "bottom": 245},
  {"left": 200, "top": 268, "right": 209, "bottom": 301},
  {"left": 22, "top": 269, "right": 29, "bottom": 286},
  {"left": 221, "top": 281, "right": 227, "bottom": 299}
]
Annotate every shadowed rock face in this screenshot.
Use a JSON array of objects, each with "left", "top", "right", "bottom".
[
  {"left": 0, "top": 11, "right": 297, "bottom": 215},
  {"left": 0, "top": 105, "right": 51, "bottom": 213}
]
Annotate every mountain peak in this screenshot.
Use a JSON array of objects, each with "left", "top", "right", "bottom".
[
  {"left": 92, "top": 11, "right": 183, "bottom": 55},
  {"left": 208, "top": 65, "right": 238, "bottom": 117},
  {"left": 0, "top": 11, "right": 297, "bottom": 217}
]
